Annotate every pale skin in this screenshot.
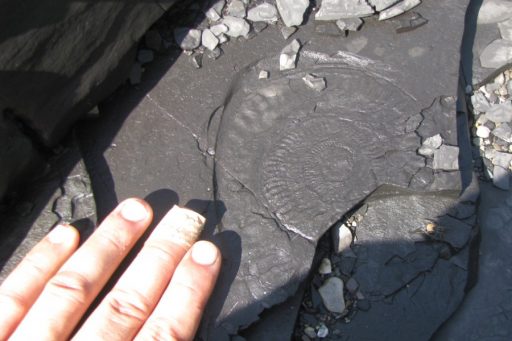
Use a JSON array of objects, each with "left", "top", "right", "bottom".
[{"left": 0, "top": 198, "right": 221, "bottom": 340}]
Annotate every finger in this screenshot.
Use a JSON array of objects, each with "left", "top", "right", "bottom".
[
  {"left": 73, "top": 206, "right": 205, "bottom": 341},
  {"left": 0, "top": 225, "right": 79, "bottom": 340},
  {"left": 135, "top": 241, "right": 221, "bottom": 341},
  {"left": 9, "top": 198, "right": 153, "bottom": 341}
]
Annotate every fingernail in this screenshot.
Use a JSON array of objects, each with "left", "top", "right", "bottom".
[
  {"left": 48, "top": 225, "right": 75, "bottom": 244},
  {"left": 162, "top": 206, "right": 206, "bottom": 247},
  {"left": 120, "top": 199, "right": 149, "bottom": 222},
  {"left": 192, "top": 241, "right": 218, "bottom": 266}
]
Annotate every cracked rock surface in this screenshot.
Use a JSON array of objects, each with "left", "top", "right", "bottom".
[{"left": 5, "top": 0, "right": 477, "bottom": 340}]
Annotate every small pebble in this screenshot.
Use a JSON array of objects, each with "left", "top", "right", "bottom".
[
  {"left": 304, "top": 326, "right": 317, "bottom": 339},
  {"left": 318, "top": 258, "right": 332, "bottom": 275},
  {"left": 317, "top": 323, "right": 329, "bottom": 338},
  {"left": 259, "top": 70, "right": 269, "bottom": 79},
  {"left": 303, "top": 74, "right": 327, "bottom": 91},
  {"left": 476, "top": 125, "right": 491, "bottom": 138}
]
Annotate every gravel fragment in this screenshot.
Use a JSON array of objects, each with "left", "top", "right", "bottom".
[
  {"left": 336, "top": 18, "right": 364, "bottom": 31},
  {"left": 174, "top": 28, "right": 202, "bottom": 50},
  {"left": 276, "top": 0, "right": 309, "bottom": 27},
  {"left": 201, "top": 29, "right": 219, "bottom": 51},
  {"left": 206, "top": 7, "right": 222, "bottom": 21},
  {"left": 280, "top": 39, "right": 301, "bottom": 71},
  {"left": 222, "top": 16, "right": 250, "bottom": 37},
  {"left": 304, "top": 326, "right": 317, "bottom": 339},
  {"left": 207, "top": 47, "right": 223, "bottom": 60},
  {"left": 247, "top": 3, "right": 279, "bottom": 22},
  {"left": 191, "top": 53, "right": 203, "bottom": 69},
  {"left": 259, "top": 70, "right": 269, "bottom": 79},
  {"left": 493, "top": 165, "right": 510, "bottom": 190},
  {"left": 316, "top": 0, "right": 374, "bottom": 20},
  {"left": 476, "top": 126, "right": 491, "bottom": 138},
  {"left": 302, "top": 74, "right": 327, "bottom": 91},
  {"left": 492, "top": 151, "right": 512, "bottom": 168},
  {"left": 218, "top": 33, "right": 228, "bottom": 44},
  {"left": 317, "top": 324, "right": 329, "bottom": 338},
  {"left": 433, "top": 145, "right": 460, "bottom": 171},
  {"left": 318, "top": 258, "right": 332, "bottom": 274},
  {"left": 226, "top": 0, "right": 246, "bottom": 18},
  {"left": 493, "top": 123, "right": 512, "bottom": 142},
  {"left": 418, "top": 134, "right": 443, "bottom": 156},
  {"left": 485, "top": 101, "right": 512, "bottom": 123},
  {"left": 210, "top": 23, "right": 228, "bottom": 36},
  {"left": 332, "top": 223, "right": 353, "bottom": 253},
  {"left": 318, "top": 277, "right": 346, "bottom": 313},
  {"left": 471, "top": 91, "right": 491, "bottom": 113}
]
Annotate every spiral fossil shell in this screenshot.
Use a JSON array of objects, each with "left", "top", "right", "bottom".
[{"left": 215, "top": 63, "right": 421, "bottom": 240}]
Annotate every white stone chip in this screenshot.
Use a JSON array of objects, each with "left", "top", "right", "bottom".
[
  {"left": 476, "top": 126, "right": 491, "bottom": 138},
  {"left": 201, "top": 29, "right": 219, "bottom": 51},
  {"left": 379, "top": 0, "right": 422, "bottom": 21},
  {"left": 433, "top": 145, "right": 460, "bottom": 171},
  {"left": 276, "top": 0, "right": 309, "bottom": 27},
  {"left": 471, "top": 91, "right": 491, "bottom": 113},
  {"left": 316, "top": 0, "right": 374, "bottom": 20},
  {"left": 174, "top": 28, "right": 202, "bottom": 50},
  {"left": 317, "top": 324, "right": 329, "bottom": 338},
  {"left": 493, "top": 124, "right": 512, "bottom": 142},
  {"left": 418, "top": 134, "right": 443, "bottom": 156},
  {"left": 258, "top": 70, "right": 269, "bottom": 79},
  {"left": 302, "top": 74, "right": 327, "bottom": 91},
  {"left": 336, "top": 18, "right": 364, "bottom": 31},
  {"left": 205, "top": 7, "right": 221, "bottom": 21},
  {"left": 318, "top": 277, "right": 346, "bottom": 313},
  {"left": 226, "top": 0, "right": 247, "bottom": 18},
  {"left": 222, "top": 16, "right": 251, "bottom": 37},
  {"left": 247, "top": 3, "right": 279, "bottom": 22},
  {"left": 332, "top": 223, "right": 353, "bottom": 253},
  {"left": 280, "top": 39, "right": 301, "bottom": 71},
  {"left": 318, "top": 258, "right": 332, "bottom": 274},
  {"left": 485, "top": 101, "right": 512, "bottom": 123},
  {"left": 210, "top": 23, "right": 228, "bottom": 36}
]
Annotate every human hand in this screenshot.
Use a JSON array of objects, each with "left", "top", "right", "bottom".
[{"left": 0, "top": 198, "right": 221, "bottom": 340}]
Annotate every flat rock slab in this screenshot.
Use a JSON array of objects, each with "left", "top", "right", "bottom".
[
  {"left": 464, "top": 0, "right": 512, "bottom": 86},
  {"left": 339, "top": 193, "right": 471, "bottom": 340},
  {"left": 77, "top": 0, "right": 472, "bottom": 339},
  {"left": 435, "top": 183, "right": 512, "bottom": 340}
]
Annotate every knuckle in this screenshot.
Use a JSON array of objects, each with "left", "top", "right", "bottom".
[
  {"left": 0, "top": 290, "right": 29, "bottom": 311},
  {"left": 144, "top": 317, "right": 186, "bottom": 341},
  {"left": 144, "top": 240, "right": 183, "bottom": 263},
  {"left": 106, "top": 289, "right": 152, "bottom": 324},
  {"left": 96, "top": 229, "right": 129, "bottom": 253},
  {"left": 47, "top": 271, "right": 90, "bottom": 304}
]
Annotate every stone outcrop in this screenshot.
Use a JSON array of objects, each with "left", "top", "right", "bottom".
[{"left": 0, "top": 0, "right": 176, "bottom": 199}]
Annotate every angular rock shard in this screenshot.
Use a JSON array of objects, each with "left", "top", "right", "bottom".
[
  {"left": 276, "top": 0, "right": 309, "bottom": 27},
  {"left": 316, "top": 0, "right": 374, "bottom": 20}
]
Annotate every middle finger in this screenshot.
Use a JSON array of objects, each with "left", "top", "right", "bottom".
[{"left": 73, "top": 205, "right": 205, "bottom": 340}]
